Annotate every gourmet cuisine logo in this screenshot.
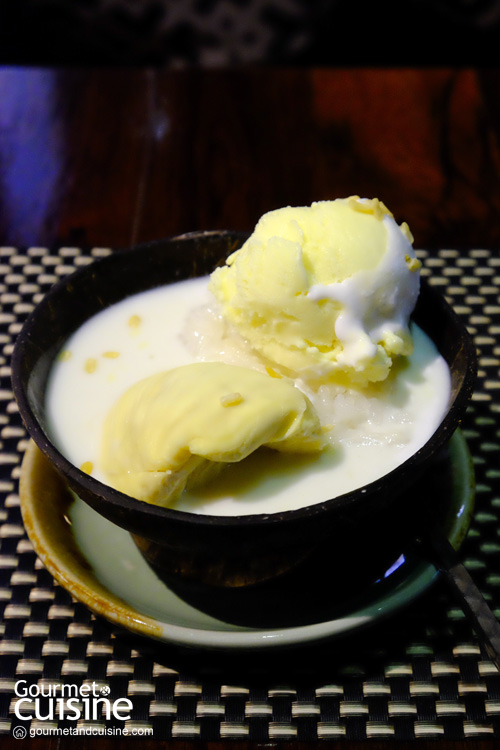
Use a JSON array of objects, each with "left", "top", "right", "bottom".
[
  {"left": 12, "top": 680, "right": 151, "bottom": 737},
  {"left": 14, "top": 680, "right": 131, "bottom": 722}
]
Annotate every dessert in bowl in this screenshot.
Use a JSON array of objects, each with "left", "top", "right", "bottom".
[{"left": 12, "top": 199, "right": 477, "bottom": 587}]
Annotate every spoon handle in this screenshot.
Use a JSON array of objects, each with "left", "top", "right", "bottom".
[{"left": 427, "top": 530, "right": 500, "bottom": 671}]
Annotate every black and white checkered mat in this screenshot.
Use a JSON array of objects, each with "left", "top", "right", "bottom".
[{"left": 0, "top": 245, "right": 500, "bottom": 740}]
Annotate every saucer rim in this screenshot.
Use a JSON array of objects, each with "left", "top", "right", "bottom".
[{"left": 19, "top": 430, "right": 475, "bottom": 651}]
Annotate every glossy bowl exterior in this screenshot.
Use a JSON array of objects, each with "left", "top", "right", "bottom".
[{"left": 11, "top": 232, "right": 477, "bottom": 586}]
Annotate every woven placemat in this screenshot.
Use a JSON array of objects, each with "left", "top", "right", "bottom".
[{"left": 0, "top": 245, "right": 499, "bottom": 741}]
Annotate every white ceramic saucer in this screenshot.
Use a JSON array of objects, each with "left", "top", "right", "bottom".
[{"left": 19, "top": 431, "right": 474, "bottom": 651}]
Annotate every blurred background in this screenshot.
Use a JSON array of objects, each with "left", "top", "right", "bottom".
[{"left": 1, "top": 0, "right": 500, "bottom": 66}]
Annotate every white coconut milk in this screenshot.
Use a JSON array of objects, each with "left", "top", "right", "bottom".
[{"left": 45, "top": 276, "right": 451, "bottom": 516}]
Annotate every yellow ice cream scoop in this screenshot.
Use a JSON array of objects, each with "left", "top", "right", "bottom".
[
  {"left": 101, "top": 362, "right": 324, "bottom": 507},
  {"left": 209, "top": 197, "right": 420, "bottom": 385}
]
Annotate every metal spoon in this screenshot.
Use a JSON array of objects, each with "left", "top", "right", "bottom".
[{"left": 418, "top": 529, "right": 500, "bottom": 671}]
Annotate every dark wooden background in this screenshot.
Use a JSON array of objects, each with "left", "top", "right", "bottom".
[{"left": 1, "top": 68, "right": 500, "bottom": 254}]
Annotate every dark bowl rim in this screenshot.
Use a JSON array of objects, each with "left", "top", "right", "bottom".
[{"left": 11, "top": 231, "right": 478, "bottom": 530}]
